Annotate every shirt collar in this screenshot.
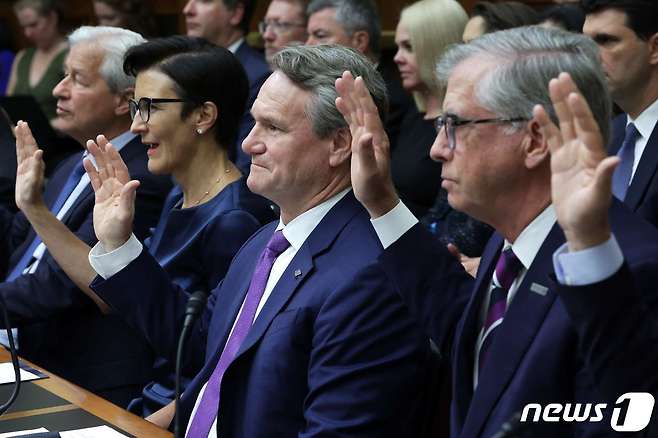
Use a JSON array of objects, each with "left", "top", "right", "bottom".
[
  {"left": 227, "top": 38, "right": 244, "bottom": 54},
  {"left": 276, "top": 188, "right": 351, "bottom": 250},
  {"left": 504, "top": 204, "right": 556, "bottom": 270},
  {"left": 627, "top": 98, "right": 658, "bottom": 140}
]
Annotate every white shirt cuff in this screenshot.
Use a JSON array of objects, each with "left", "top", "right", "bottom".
[
  {"left": 88, "top": 234, "right": 143, "bottom": 279},
  {"left": 370, "top": 201, "right": 418, "bottom": 249},
  {"left": 552, "top": 234, "right": 623, "bottom": 286}
]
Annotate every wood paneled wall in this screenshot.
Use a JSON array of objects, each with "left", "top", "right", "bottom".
[{"left": 0, "top": 0, "right": 562, "bottom": 51}]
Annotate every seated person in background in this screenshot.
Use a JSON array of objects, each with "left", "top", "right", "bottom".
[
  {"left": 539, "top": 3, "right": 585, "bottom": 32},
  {"left": 93, "top": 0, "right": 159, "bottom": 38},
  {"left": 462, "top": 1, "right": 540, "bottom": 42},
  {"left": 259, "top": 0, "right": 308, "bottom": 66},
  {"left": 7, "top": 0, "right": 68, "bottom": 122},
  {"left": 336, "top": 25, "right": 658, "bottom": 437},
  {"left": 0, "top": 20, "right": 15, "bottom": 95},
  {"left": 0, "top": 26, "right": 172, "bottom": 407},
  {"left": 87, "top": 44, "right": 429, "bottom": 436},
  {"left": 183, "top": 0, "right": 270, "bottom": 174},
  {"left": 14, "top": 35, "right": 275, "bottom": 418},
  {"left": 306, "top": 0, "right": 413, "bottom": 162}
]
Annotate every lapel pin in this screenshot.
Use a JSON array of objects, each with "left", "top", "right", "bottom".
[
  {"left": 530, "top": 282, "right": 548, "bottom": 296},
  {"left": 294, "top": 269, "right": 302, "bottom": 278}
]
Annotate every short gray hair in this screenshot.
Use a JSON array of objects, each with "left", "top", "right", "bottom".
[
  {"left": 307, "top": 0, "right": 381, "bottom": 55},
  {"left": 68, "top": 26, "right": 146, "bottom": 94},
  {"left": 437, "top": 26, "right": 612, "bottom": 144},
  {"left": 271, "top": 44, "right": 388, "bottom": 138}
]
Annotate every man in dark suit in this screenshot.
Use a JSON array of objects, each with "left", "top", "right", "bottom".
[
  {"left": 0, "top": 26, "right": 172, "bottom": 407},
  {"left": 183, "top": 0, "right": 270, "bottom": 173},
  {"left": 582, "top": 0, "right": 658, "bottom": 227},
  {"left": 85, "top": 45, "right": 428, "bottom": 437},
  {"left": 306, "top": 0, "right": 413, "bottom": 149},
  {"left": 336, "top": 25, "right": 658, "bottom": 437}
]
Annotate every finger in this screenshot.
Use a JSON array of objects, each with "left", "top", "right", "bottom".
[
  {"left": 446, "top": 243, "right": 463, "bottom": 261},
  {"left": 336, "top": 71, "right": 359, "bottom": 126},
  {"left": 86, "top": 139, "right": 107, "bottom": 181},
  {"left": 97, "top": 135, "right": 117, "bottom": 179},
  {"left": 593, "top": 155, "right": 620, "bottom": 198},
  {"left": 533, "top": 104, "right": 563, "bottom": 154},
  {"left": 108, "top": 143, "right": 131, "bottom": 183},
  {"left": 83, "top": 157, "right": 102, "bottom": 192},
  {"left": 119, "top": 179, "right": 140, "bottom": 214},
  {"left": 567, "top": 91, "right": 604, "bottom": 156},
  {"left": 549, "top": 75, "right": 576, "bottom": 142}
]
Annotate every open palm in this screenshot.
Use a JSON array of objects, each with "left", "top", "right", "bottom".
[
  {"left": 534, "top": 73, "right": 618, "bottom": 246},
  {"left": 14, "top": 121, "right": 46, "bottom": 212},
  {"left": 84, "top": 135, "right": 140, "bottom": 251}
]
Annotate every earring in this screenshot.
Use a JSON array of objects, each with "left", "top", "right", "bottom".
[{"left": 196, "top": 128, "right": 203, "bottom": 135}]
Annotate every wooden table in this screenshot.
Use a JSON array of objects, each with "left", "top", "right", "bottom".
[{"left": 0, "top": 348, "right": 172, "bottom": 437}]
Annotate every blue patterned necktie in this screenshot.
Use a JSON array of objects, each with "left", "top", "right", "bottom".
[
  {"left": 6, "top": 157, "right": 86, "bottom": 281},
  {"left": 612, "top": 123, "right": 640, "bottom": 201}
]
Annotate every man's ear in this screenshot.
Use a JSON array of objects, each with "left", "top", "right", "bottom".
[
  {"left": 350, "top": 30, "right": 370, "bottom": 55},
  {"left": 229, "top": 2, "right": 245, "bottom": 28},
  {"left": 328, "top": 127, "right": 352, "bottom": 167},
  {"left": 647, "top": 32, "right": 658, "bottom": 66},
  {"left": 524, "top": 119, "right": 550, "bottom": 169},
  {"left": 195, "top": 101, "right": 219, "bottom": 134},
  {"left": 114, "top": 88, "right": 133, "bottom": 117}
]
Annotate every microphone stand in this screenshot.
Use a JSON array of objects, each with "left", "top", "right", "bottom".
[
  {"left": 0, "top": 294, "right": 21, "bottom": 416},
  {"left": 175, "top": 291, "right": 208, "bottom": 438}
]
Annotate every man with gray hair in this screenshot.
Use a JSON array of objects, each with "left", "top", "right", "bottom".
[
  {"left": 85, "top": 44, "right": 429, "bottom": 437},
  {"left": 0, "top": 26, "right": 171, "bottom": 407},
  {"left": 337, "top": 25, "right": 658, "bottom": 436},
  {"left": 306, "top": 0, "right": 412, "bottom": 152}
]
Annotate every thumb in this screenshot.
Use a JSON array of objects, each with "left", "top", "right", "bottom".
[
  {"left": 593, "top": 156, "right": 620, "bottom": 196},
  {"left": 119, "top": 180, "right": 140, "bottom": 214},
  {"left": 447, "top": 243, "right": 463, "bottom": 261}
]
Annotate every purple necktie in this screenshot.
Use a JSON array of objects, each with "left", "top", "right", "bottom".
[
  {"left": 476, "top": 248, "right": 523, "bottom": 376},
  {"left": 612, "top": 123, "right": 640, "bottom": 201},
  {"left": 186, "top": 230, "right": 290, "bottom": 437}
]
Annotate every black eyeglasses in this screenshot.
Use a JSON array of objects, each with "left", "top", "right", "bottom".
[
  {"left": 434, "top": 114, "right": 529, "bottom": 150},
  {"left": 129, "top": 97, "right": 185, "bottom": 123}
]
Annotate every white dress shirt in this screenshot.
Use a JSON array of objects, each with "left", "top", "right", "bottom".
[
  {"left": 89, "top": 188, "right": 351, "bottom": 438},
  {"left": 627, "top": 98, "right": 658, "bottom": 181}
]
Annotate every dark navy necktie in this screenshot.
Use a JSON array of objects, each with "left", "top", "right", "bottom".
[
  {"left": 6, "top": 157, "right": 86, "bottom": 281},
  {"left": 612, "top": 123, "right": 640, "bottom": 201}
]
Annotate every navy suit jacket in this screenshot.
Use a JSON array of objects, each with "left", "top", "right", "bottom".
[
  {"left": 379, "top": 200, "right": 658, "bottom": 437},
  {"left": 0, "top": 136, "right": 172, "bottom": 407},
  {"left": 92, "top": 192, "right": 430, "bottom": 437},
  {"left": 610, "top": 114, "right": 658, "bottom": 227},
  {"left": 233, "top": 42, "right": 270, "bottom": 174}
]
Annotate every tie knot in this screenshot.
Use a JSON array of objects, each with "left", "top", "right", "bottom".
[
  {"left": 266, "top": 230, "right": 290, "bottom": 256},
  {"left": 494, "top": 248, "right": 523, "bottom": 291},
  {"left": 625, "top": 123, "right": 640, "bottom": 144}
]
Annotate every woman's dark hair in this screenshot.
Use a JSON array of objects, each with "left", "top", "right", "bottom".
[
  {"left": 123, "top": 36, "right": 249, "bottom": 152},
  {"left": 93, "top": 0, "right": 158, "bottom": 38},
  {"left": 540, "top": 4, "right": 585, "bottom": 33},
  {"left": 472, "top": 1, "right": 540, "bottom": 32}
]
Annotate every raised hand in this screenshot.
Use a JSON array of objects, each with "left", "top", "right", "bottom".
[
  {"left": 533, "top": 72, "right": 619, "bottom": 251},
  {"left": 335, "top": 71, "right": 398, "bottom": 218},
  {"left": 14, "top": 121, "right": 46, "bottom": 213},
  {"left": 84, "top": 135, "right": 140, "bottom": 251}
]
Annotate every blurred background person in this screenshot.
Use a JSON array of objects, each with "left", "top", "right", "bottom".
[
  {"left": 540, "top": 3, "right": 585, "bottom": 32},
  {"left": 394, "top": 0, "right": 493, "bottom": 256},
  {"left": 7, "top": 0, "right": 67, "bottom": 122},
  {"left": 0, "top": 20, "right": 15, "bottom": 95},
  {"left": 13, "top": 35, "right": 275, "bottom": 417},
  {"left": 93, "top": 0, "right": 159, "bottom": 38},
  {"left": 260, "top": 0, "right": 307, "bottom": 66},
  {"left": 462, "top": 1, "right": 540, "bottom": 42}
]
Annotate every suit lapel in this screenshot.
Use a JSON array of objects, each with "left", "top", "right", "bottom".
[
  {"left": 460, "top": 225, "right": 564, "bottom": 437},
  {"left": 234, "top": 193, "right": 362, "bottom": 361},
  {"left": 626, "top": 119, "right": 658, "bottom": 210},
  {"left": 451, "top": 234, "right": 502, "bottom": 433}
]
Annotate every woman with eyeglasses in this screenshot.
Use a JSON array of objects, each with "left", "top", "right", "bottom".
[
  {"left": 14, "top": 36, "right": 274, "bottom": 417},
  {"left": 393, "top": 0, "right": 493, "bottom": 259}
]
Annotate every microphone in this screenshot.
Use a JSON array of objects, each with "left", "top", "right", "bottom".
[
  {"left": 0, "top": 294, "right": 21, "bottom": 417},
  {"left": 175, "top": 290, "right": 207, "bottom": 438}
]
